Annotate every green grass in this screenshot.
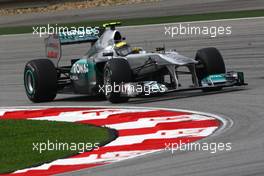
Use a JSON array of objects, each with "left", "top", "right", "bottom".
[
  {"left": 0, "top": 119, "right": 114, "bottom": 174},
  {"left": 0, "top": 9, "right": 264, "bottom": 35}
]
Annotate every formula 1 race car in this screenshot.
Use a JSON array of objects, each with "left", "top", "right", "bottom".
[{"left": 24, "top": 22, "right": 246, "bottom": 103}]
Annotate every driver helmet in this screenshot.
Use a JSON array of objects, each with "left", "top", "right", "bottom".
[{"left": 115, "top": 41, "right": 127, "bottom": 48}]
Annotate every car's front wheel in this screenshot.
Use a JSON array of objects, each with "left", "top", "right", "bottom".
[
  {"left": 24, "top": 59, "right": 57, "bottom": 102},
  {"left": 195, "top": 47, "right": 226, "bottom": 91},
  {"left": 104, "top": 59, "right": 132, "bottom": 103}
]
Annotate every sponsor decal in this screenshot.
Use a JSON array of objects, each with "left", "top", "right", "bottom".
[{"left": 71, "top": 63, "right": 89, "bottom": 74}]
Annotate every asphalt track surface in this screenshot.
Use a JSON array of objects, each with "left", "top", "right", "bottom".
[
  {"left": 1, "top": 0, "right": 264, "bottom": 27},
  {"left": 0, "top": 17, "right": 264, "bottom": 175}
]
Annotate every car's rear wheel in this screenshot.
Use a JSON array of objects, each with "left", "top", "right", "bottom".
[
  {"left": 195, "top": 47, "right": 226, "bottom": 91},
  {"left": 104, "top": 59, "right": 132, "bottom": 103},
  {"left": 24, "top": 59, "right": 57, "bottom": 102}
]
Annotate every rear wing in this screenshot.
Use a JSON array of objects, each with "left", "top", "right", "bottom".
[
  {"left": 45, "top": 27, "right": 104, "bottom": 60},
  {"left": 59, "top": 27, "right": 101, "bottom": 45}
]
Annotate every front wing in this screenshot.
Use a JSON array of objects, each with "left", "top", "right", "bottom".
[{"left": 118, "top": 71, "right": 247, "bottom": 97}]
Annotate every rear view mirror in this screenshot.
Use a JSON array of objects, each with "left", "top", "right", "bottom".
[{"left": 103, "top": 52, "right": 114, "bottom": 57}]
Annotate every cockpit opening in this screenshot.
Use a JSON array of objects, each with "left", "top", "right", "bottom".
[{"left": 115, "top": 41, "right": 132, "bottom": 56}]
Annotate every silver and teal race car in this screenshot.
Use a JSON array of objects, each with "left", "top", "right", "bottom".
[{"left": 24, "top": 22, "right": 246, "bottom": 103}]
